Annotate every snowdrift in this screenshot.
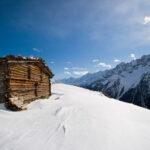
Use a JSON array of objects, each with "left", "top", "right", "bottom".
[{"left": 0, "top": 83, "right": 150, "bottom": 150}]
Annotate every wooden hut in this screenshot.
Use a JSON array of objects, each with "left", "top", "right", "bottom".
[{"left": 0, "top": 55, "right": 54, "bottom": 110}]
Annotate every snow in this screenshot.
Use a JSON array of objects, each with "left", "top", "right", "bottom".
[
  {"left": 118, "top": 65, "right": 150, "bottom": 96},
  {"left": 0, "top": 83, "right": 150, "bottom": 150},
  {"left": 57, "top": 54, "right": 150, "bottom": 100},
  {"left": 106, "top": 65, "right": 150, "bottom": 98}
]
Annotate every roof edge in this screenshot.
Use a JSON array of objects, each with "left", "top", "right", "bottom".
[{"left": 0, "top": 55, "right": 54, "bottom": 78}]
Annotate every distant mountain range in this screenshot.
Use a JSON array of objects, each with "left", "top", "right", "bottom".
[{"left": 56, "top": 54, "right": 150, "bottom": 109}]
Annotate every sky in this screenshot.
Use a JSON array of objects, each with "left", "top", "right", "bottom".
[{"left": 1, "top": 0, "right": 150, "bottom": 79}]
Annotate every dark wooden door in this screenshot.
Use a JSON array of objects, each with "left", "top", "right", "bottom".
[{"left": 34, "top": 82, "right": 38, "bottom": 97}]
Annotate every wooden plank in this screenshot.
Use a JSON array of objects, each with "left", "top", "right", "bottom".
[{"left": 7, "top": 62, "right": 51, "bottom": 110}]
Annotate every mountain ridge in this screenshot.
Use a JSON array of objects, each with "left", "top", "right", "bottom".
[{"left": 57, "top": 54, "right": 150, "bottom": 108}]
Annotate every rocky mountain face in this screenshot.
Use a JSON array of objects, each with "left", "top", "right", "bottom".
[{"left": 57, "top": 54, "right": 150, "bottom": 109}]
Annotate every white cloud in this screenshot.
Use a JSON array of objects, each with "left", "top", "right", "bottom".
[
  {"left": 64, "top": 71, "right": 71, "bottom": 75},
  {"left": 143, "top": 16, "right": 150, "bottom": 24},
  {"left": 130, "top": 53, "right": 136, "bottom": 60},
  {"left": 72, "top": 67, "right": 87, "bottom": 70},
  {"left": 50, "top": 61, "right": 54, "bottom": 64},
  {"left": 98, "top": 62, "right": 112, "bottom": 69},
  {"left": 114, "top": 59, "right": 120, "bottom": 62},
  {"left": 13, "top": 0, "right": 150, "bottom": 47},
  {"left": 64, "top": 67, "right": 69, "bottom": 70},
  {"left": 73, "top": 71, "right": 88, "bottom": 76},
  {"left": 92, "top": 59, "right": 99, "bottom": 63},
  {"left": 33, "top": 48, "right": 40, "bottom": 52}
]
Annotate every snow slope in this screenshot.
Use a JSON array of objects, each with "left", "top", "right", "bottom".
[
  {"left": 57, "top": 55, "right": 150, "bottom": 108},
  {"left": 0, "top": 84, "right": 150, "bottom": 150}
]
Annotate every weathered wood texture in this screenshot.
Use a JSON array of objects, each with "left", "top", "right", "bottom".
[
  {"left": 0, "top": 63, "right": 7, "bottom": 103},
  {"left": 0, "top": 55, "right": 54, "bottom": 111},
  {"left": 7, "top": 64, "right": 51, "bottom": 110}
]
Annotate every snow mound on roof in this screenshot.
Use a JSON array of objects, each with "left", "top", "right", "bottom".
[{"left": 0, "top": 83, "right": 150, "bottom": 150}]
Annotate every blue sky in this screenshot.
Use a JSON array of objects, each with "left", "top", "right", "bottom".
[{"left": 1, "top": 0, "right": 150, "bottom": 79}]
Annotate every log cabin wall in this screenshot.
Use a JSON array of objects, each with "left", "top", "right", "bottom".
[
  {"left": 0, "top": 63, "right": 7, "bottom": 103},
  {"left": 7, "top": 62, "right": 51, "bottom": 110},
  {"left": 0, "top": 55, "right": 54, "bottom": 110}
]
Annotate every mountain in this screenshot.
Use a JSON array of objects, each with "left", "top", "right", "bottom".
[
  {"left": 1, "top": 83, "right": 150, "bottom": 150},
  {"left": 57, "top": 54, "right": 150, "bottom": 109}
]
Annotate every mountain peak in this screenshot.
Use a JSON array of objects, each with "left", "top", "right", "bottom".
[{"left": 57, "top": 54, "right": 150, "bottom": 109}]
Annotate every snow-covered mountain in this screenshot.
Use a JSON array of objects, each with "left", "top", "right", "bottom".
[
  {"left": 1, "top": 83, "right": 150, "bottom": 150},
  {"left": 57, "top": 54, "right": 150, "bottom": 108}
]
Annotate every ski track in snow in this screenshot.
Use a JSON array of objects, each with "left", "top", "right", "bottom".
[{"left": 0, "top": 83, "right": 150, "bottom": 150}]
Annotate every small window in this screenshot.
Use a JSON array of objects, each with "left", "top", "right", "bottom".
[{"left": 28, "top": 65, "right": 31, "bottom": 79}]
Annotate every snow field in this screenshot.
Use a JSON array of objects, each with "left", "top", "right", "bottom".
[{"left": 0, "top": 84, "right": 150, "bottom": 150}]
